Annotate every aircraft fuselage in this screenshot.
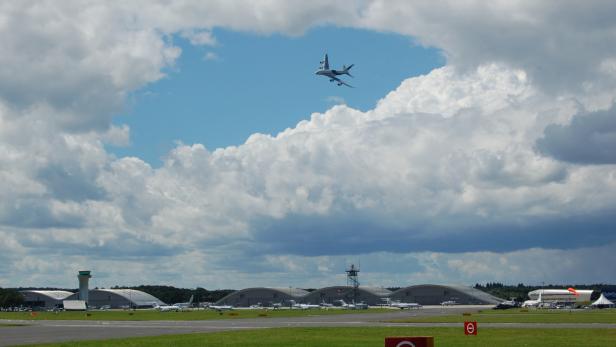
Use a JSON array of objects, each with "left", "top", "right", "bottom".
[{"left": 315, "top": 69, "right": 345, "bottom": 78}]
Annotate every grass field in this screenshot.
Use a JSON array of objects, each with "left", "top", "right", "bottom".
[
  {"left": 390, "top": 308, "right": 616, "bottom": 323},
  {"left": 0, "top": 308, "right": 392, "bottom": 321},
  {"left": 21, "top": 327, "right": 616, "bottom": 347}
]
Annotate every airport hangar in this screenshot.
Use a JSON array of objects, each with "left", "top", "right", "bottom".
[
  {"left": 22, "top": 289, "right": 164, "bottom": 309},
  {"left": 23, "top": 284, "right": 501, "bottom": 309},
  {"left": 215, "top": 284, "right": 502, "bottom": 307}
]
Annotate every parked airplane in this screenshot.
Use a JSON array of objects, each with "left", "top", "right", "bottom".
[
  {"left": 334, "top": 299, "right": 368, "bottom": 309},
  {"left": 522, "top": 290, "right": 543, "bottom": 308},
  {"left": 493, "top": 299, "right": 520, "bottom": 310},
  {"left": 289, "top": 300, "right": 321, "bottom": 309},
  {"left": 390, "top": 301, "right": 422, "bottom": 310},
  {"left": 334, "top": 299, "right": 355, "bottom": 309},
  {"left": 173, "top": 295, "right": 194, "bottom": 309},
  {"left": 315, "top": 53, "right": 354, "bottom": 87},
  {"left": 208, "top": 304, "right": 233, "bottom": 311},
  {"left": 526, "top": 288, "right": 594, "bottom": 305},
  {"left": 153, "top": 303, "right": 180, "bottom": 312},
  {"left": 319, "top": 300, "right": 334, "bottom": 308},
  {"left": 440, "top": 300, "right": 458, "bottom": 306}
]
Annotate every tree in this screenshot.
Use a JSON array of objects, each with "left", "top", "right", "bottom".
[{"left": 0, "top": 288, "right": 24, "bottom": 307}]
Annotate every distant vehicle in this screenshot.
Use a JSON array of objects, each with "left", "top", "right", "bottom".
[
  {"left": 315, "top": 53, "right": 354, "bottom": 87},
  {"left": 270, "top": 302, "right": 283, "bottom": 309},
  {"left": 440, "top": 300, "right": 458, "bottom": 306},
  {"left": 99, "top": 305, "right": 111, "bottom": 310},
  {"left": 493, "top": 300, "right": 520, "bottom": 310}
]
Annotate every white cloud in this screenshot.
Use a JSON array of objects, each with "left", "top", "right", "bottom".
[
  {"left": 203, "top": 52, "right": 220, "bottom": 61},
  {"left": 181, "top": 29, "right": 217, "bottom": 46},
  {"left": 1, "top": 1, "right": 616, "bottom": 287}
]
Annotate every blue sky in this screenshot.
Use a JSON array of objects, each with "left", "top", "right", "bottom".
[{"left": 112, "top": 27, "right": 444, "bottom": 165}]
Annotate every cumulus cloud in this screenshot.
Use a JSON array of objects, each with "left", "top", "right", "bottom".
[{"left": 1, "top": 1, "right": 616, "bottom": 287}]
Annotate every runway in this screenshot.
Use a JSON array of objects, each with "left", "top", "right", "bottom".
[{"left": 2, "top": 306, "right": 615, "bottom": 346}]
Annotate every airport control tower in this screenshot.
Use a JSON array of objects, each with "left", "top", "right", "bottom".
[
  {"left": 346, "top": 264, "right": 359, "bottom": 304},
  {"left": 78, "top": 270, "right": 92, "bottom": 304}
]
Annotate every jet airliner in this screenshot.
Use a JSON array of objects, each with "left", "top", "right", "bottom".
[{"left": 315, "top": 53, "right": 354, "bottom": 87}]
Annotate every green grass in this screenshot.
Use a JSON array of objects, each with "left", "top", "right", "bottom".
[
  {"left": 0, "top": 308, "right": 391, "bottom": 321},
  {"left": 21, "top": 327, "right": 616, "bottom": 347},
  {"left": 390, "top": 308, "right": 616, "bottom": 323}
]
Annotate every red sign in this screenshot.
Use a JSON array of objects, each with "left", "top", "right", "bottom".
[
  {"left": 464, "top": 321, "right": 478, "bottom": 335},
  {"left": 385, "top": 336, "right": 434, "bottom": 347}
]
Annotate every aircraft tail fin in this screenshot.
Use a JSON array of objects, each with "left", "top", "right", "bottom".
[{"left": 342, "top": 64, "right": 354, "bottom": 77}]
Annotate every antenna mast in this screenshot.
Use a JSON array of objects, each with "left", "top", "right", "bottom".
[{"left": 346, "top": 263, "right": 360, "bottom": 304}]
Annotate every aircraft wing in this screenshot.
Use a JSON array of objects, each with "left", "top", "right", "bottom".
[{"left": 331, "top": 75, "right": 353, "bottom": 88}]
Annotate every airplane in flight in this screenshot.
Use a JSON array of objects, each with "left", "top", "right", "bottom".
[{"left": 315, "top": 53, "right": 354, "bottom": 87}]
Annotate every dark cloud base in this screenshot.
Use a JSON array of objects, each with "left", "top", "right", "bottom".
[
  {"left": 252, "top": 211, "right": 616, "bottom": 256},
  {"left": 537, "top": 104, "right": 616, "bottom": 164}
]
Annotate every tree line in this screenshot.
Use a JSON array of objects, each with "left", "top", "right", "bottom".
[{"left": 0, "top": 288, "right": 24, "bottom": 307}]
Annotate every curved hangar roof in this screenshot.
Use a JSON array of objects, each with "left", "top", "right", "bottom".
[
  {"left": 216, "top": 287, "right": 309, "bottom": 307},
  {"left": 21, "top": 290, "right": 74, "bottom": 308},
  {"left": 303, "top": 286, "right": 392, "bottom": 306},
  {"left": 390, "top": 284, "right": 502, "bottom": 305},
  {"left": 65, "top": 289, "right": 164, "bottom": 308}
]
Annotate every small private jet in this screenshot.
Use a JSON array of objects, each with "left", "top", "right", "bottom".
[
  {"left": 289, "top": 300, "right": 321, "bottom": 310},
  {"left": 390, "top": 301, "right": 422, "bottom": 310},
  {"left": 315, "top": 53, "right": 354, "bottom": 87},
  {"left": 153, "top": 303, "right": 181, "bottom": 312},
  {"left": 208, "top": 304, "right": 233, "bottom": 311},
  {"left": 493, "top": 299, "right": 520, "bottom": 310}
]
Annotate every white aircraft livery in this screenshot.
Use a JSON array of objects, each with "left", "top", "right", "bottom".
[
  {"left": 526, "top": 288, "right": 594, "bottom": 305},
  {"left": 315, "top": 53, "right": 354, "bottom": 87}
]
